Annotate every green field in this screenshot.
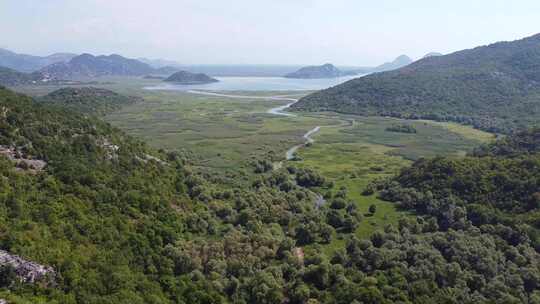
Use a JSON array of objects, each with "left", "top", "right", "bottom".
[{"left": 16, "top": 77, "right": 494, "bottom": 240}]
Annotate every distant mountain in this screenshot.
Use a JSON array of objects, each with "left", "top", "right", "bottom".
[
  {"left": 371, "top": 55, "right": 413, "bottom": 72},
  {"left": 423, "top": 52, "right": 443, "bottom": 58},
  {"left": 173, "top": 64, "right": 304, "bottom": 77},
  {"left": 39, "top": 87, "right": 140, "bottom": 115},
  {"left": 345, "top": 55, "right": 414, "bottom": 75},
  {"left": 0, "top": 66, "right": 37, "bottom": 86},
  {"left": 0, "top": 48, "right": 77, "bottom": 72},
  {"left": 291, "top": 33, "right": 540, "bottom": 133},
  {"left": 39, "top": 54, "right": 155, "bottom": 79},
  {"left": 284, "top": 63, "right": 344, "bottom": 79},
  {"left": 137, "top": 57, "right": 182, "bottom": 68},
  {"left": 154, "top": 66, "right": 180, "bottom": 75},
  {"left": 164, "top": 71, "right": 219, "bottom": 84}
]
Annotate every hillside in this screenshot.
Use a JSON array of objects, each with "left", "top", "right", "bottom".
[
  {"left": 0, "top": 66, "right": 38, "bottom": 86},
  {"left": 39, "top": 87, "right": 141, "bottom": 115},
  {"left": 164, "top": 71, "right": 219, "bottom": 84},
  {"left": 0, "top": 48, "right": 76, "bottom": 72},
  {"left": 379, "top": 128, "right": 540, "bottom": 249},
  {"left": 292, "top": 33, "right": 540, "bottom": 133},
  {"left": 39, "top": 53, "right": 155, "bottom": 79},
  {"left": 284, "top": 63, "right": 344, "bottom": 79}
]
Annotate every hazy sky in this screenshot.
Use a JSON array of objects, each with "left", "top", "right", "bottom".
[{"left": 1, "top": 0, "right": 539, "bottom": 66}]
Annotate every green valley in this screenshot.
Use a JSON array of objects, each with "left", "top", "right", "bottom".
[{"left": 1, "top": 7, "right": 540, "bottom": 303}]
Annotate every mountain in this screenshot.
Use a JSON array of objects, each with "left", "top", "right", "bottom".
[
  {"left": 164, "top": 70, "right": 219, "bottom": 84},
  {"left": 153, "top": 66, "right": 180, "bottom": 75},
  {"left": 423, "top": 52, "right": 443, "bottom": 58},
  {"left": 39, "top": 53, "right": 155, "bottom": 79},
  {"left": 345, "top": 55, "right": 413, "bottom": 75},
  {"left": 0, "top": 48, "right": 76, "bottom": 72},
  {"left": 292, "top": 33, "right": 540, "bottom": 133},
  {"left": 39, "top": 87, "right": 140, "bottom": 115},
  {"left": 137, "top": 57, "right": 182, "bottom": 68},
  {"left": 371, "top": 54, "right": 413, "bottom": 72},
  {"left": 0, "top": 66, "right": 39, "bottom": 86},
  {"left": 284, "top": 63, "right": 344, "bottom": 79}
]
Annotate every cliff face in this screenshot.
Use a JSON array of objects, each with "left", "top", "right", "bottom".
[{"left": 0, "top": 250, "right": 55, "bottom": 284}]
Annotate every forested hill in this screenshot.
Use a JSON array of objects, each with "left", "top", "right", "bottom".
[
  {"left": 0, "top": 86, "right": 196, "bottom": 302},
  {"left": 164, "top": 71, "right": 219, "bottom": 84},
  {"left": 0, "top": 66, "right": 39, "bottom": 86},
  {"left": 292, "top": 33, "right": 540, "bottom": 133},
  {"left": 379, "top": 128, "right": 540, "bottom": 250},
  {"left": 473, "top": 128, "right": 540, "bottom": 157},
  {"left": 39, "top": 87, "right": 141, "bottom": 115}
]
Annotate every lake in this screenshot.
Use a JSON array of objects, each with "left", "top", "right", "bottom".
[{"left": 144, "top": 75, "right": 361, "bottom": 91}]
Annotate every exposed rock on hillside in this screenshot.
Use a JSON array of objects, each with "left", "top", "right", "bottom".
[{"left": 0, "top": 250, "right": 55, "bottom": 284}]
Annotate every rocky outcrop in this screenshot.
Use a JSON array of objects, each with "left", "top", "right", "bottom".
[
  {"left": 0, "top": 250, "right": 55, "bottom": 284},
  {"left": 0, "top": 146, "right": 47, "bottom": 173}
]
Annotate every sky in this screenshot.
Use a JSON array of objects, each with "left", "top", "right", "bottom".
[{"left": 1, "top": 0, "right": 539, "bottom": 66}]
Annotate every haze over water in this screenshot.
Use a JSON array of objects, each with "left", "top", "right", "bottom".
[{"left": 145, "top": 75, "right": 360, "bottom": 91}]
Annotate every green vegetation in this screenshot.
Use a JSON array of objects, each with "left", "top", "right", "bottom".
[
  {"left": 164, "top": 71, "right": 219, "bottom": 84},
  {"left": 39, "top": 87, "right": 141, "bottom": 115},
  {"left": 293, "top": 33, "right": 540, "bottom": 133},
  {"left": 3, "top": 73, "right": 539, "bottom": 304},
  {"left": 385, "top": 124, "right": 417, "bottom": 134},
  {"left": 0, "top": 67, "right": 37, "bottom": 86},
  {"left": 0, "top": 86, "right": 350, "bottom": 303}
]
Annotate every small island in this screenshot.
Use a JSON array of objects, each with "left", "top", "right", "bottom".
[
  {"left": 284, "top": 63, "right": 343, "bottom": 79},
  {"left": 164, "top": 71, "right": 219, "bottom": 85}
]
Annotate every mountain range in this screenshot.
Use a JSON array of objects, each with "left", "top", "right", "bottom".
[
  {"left": 38, "top": 53, "right": 158, "bottom": 79},
  {"left": 291, "top": 33, "right": 540, "bottom": 133},
  {"left": 1, "top": 47, "right": 419, "bottom": 81},
  {"left": 0, "top": 52, "right": 184, "bottom": 85},
  {"left": 0, "top": 48, "right": 76, "bottom": 72}
]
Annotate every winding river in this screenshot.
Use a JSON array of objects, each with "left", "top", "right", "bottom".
[
  {"left": 187, "top": 90, "right": 325, "bottom": 206},
  {"left": 187, "top": 90, "right": 321, "bottom": 157}
]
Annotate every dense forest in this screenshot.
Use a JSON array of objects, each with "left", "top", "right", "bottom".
[
  {"left": 38, "top": 87, "right": 141, "bottom": 115},
  {"left": 0, "top": 86, "right": 539, "bottom": 303},
  {"left": 292, "top": 33, "right": 540, "bottom": 133}
]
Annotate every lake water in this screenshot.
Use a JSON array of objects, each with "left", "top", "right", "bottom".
[{"left": 144, "top": 75, "right": 360, "bottom": 91}]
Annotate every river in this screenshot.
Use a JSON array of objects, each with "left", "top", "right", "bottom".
[
  {"left": 184, "top": 89, "right": 325, "bottom": 206},
  {"left": 185, "top": 90, "right": 321, "bottom": 155}
]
